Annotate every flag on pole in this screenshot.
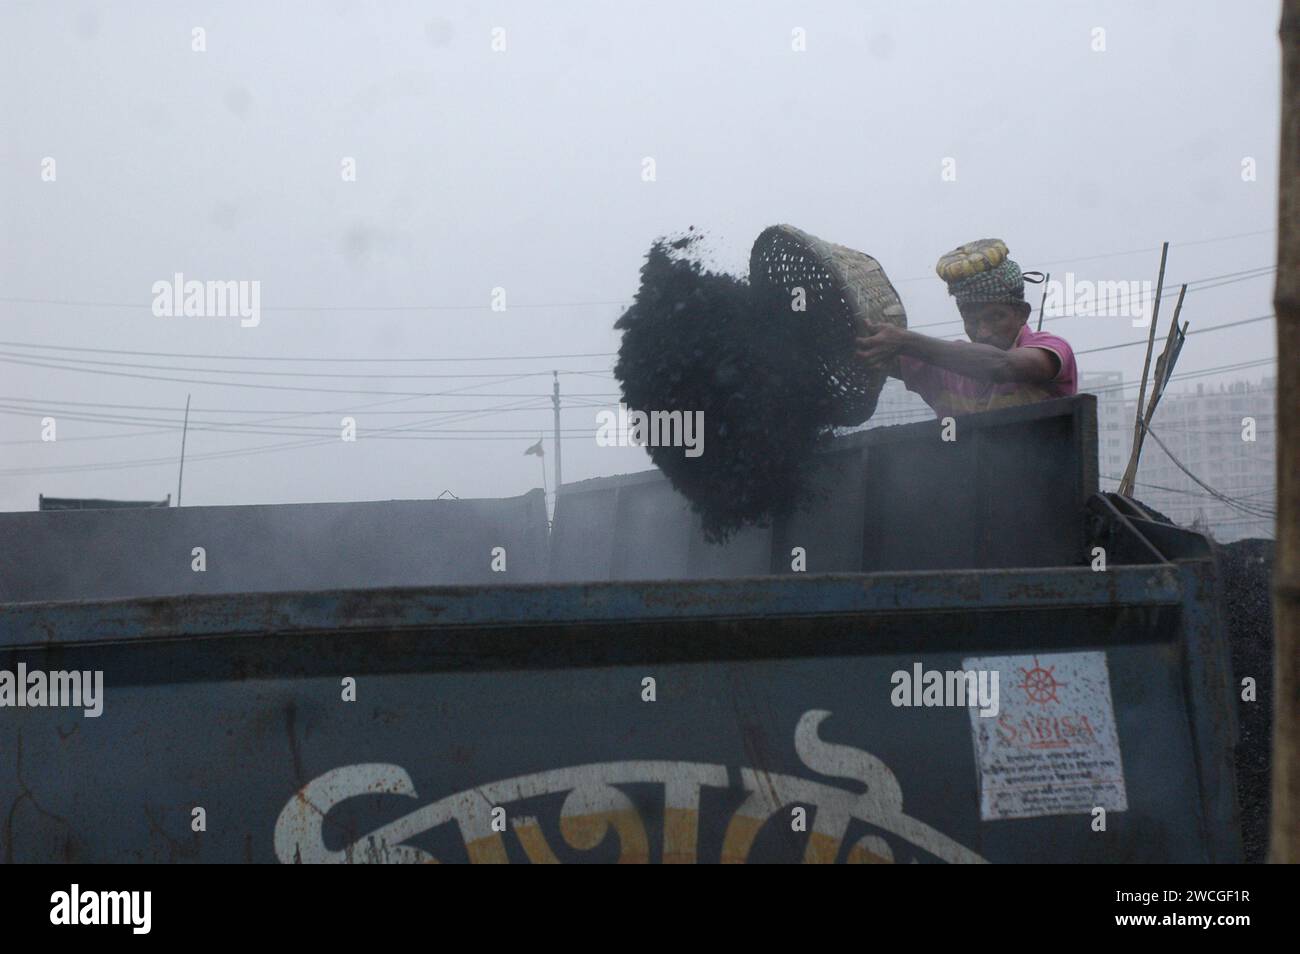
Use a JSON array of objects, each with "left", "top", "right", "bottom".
[{"left": 524, "top": 437, "right": 545, "bottom": 457}]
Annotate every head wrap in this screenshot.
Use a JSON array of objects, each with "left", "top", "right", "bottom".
[{"left": 936, "top": 239, "right": 1041, "bottom": 307}]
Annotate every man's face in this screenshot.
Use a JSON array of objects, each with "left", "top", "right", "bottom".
[{"left": 960, "top": 302, "right": 1028, "bottom": 350}]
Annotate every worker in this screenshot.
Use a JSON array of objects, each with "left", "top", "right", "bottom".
[{"left": 854, "top": 239, "right": 1077, "bottom": 417}]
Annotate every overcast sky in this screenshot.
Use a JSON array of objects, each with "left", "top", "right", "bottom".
[{"left": 0, "top": 0, "right": 1283, "bottom": 512}]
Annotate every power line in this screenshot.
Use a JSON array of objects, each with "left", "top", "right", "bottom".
[
  {"left": 1086, "top": 358, "right": 1276, "bottom": 394},
  {"left": 851, "top": 360, "right": 1277, "bottom": 432},
  {"left": 0, "top": 349, "right": 610, "bottom": 380},
  {"left": 1135, "top": 446, "right": 1274, "bottom": 474},
  {"left": 0, "top": 297, "right": 630, "bottom": 313},
  {"left": 909, "top": 264, "right": 1275, "bottom": 330},
  {"left": 1075, "top": 314, "right": 1274, "bottom": 355},
  {"left": 1100, "top": 475, "right": 1275, "bottom": 509},
  {"left": 0, "top": 380, "right": 611, "bottom": 476},
  {"left": 0, "top": 387, "right": 558, "bottom": 446},
  {"left": 10, "top": 354, "right": 1269, "bottom": 432},
  {"left": 1140, "top": 423, "right": 1277, "bottom": 519},
  {"left": 0, "top": 341, "right": 618, "bottom": 363},
  {"left": 0, "top": 369, "right": 560, "bottom": 453},
  {"left": 1140, "top": 426, "right": 1276, "bottom": 438},
  {"left": 0, "top": 228, "right": 1275, "bottom": 315},
  {"left": 4, "top": 264, "right": 1269, "bottom": 350},
  {"left": 888, "top": 229, "right": 1276, "bottom": 286},
  {"left": 0, "top": 395, "right": 601, "bottom": 416},
  {"left": 0, "top": 351, "right": 621, "bottom": 398},
  {"left": 873, "top": 358, "right": 1276, "bottom": 416},
  {"left": 0, "top": 425, "right": 609, "bottom": 477},
  {"left": 0, "top": 410, "right": 599, "bottom": 442}
]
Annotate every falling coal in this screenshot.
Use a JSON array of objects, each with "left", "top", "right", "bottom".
[{"left": 613, "top": 231, "right": 835, "bottom": 542}]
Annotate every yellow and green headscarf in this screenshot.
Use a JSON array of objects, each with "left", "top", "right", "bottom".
[{"left": 936, "top": 239, "right": 1040, "bottom": 306}]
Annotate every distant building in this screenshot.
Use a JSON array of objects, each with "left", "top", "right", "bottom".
[
  {"left": 1083, "top": 371, "right": 1130, "bottom": 485},
  {"left": 1081, "top": 372, "right": 1275, "bottom": 542},
  {"left": 863, "top": 377, "right": 933, "bottom": 429},
  {"left": 38, "top": 494, "right": 171, "bottom": 511}
]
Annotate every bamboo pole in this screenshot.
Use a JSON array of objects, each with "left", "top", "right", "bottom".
[
  {"left": 1271, "top": 0, "right": 1300, "bottom": 864},
  {"left": 1119, "top": 243, "right": 1169, "bottom": 495},
  {"left": 1141, "top": 284, "right": 1188, "bottom": 428}
]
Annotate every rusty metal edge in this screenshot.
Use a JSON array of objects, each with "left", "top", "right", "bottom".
[{"left": 0, "top": 563, "right": 1182, "bottom": 650}]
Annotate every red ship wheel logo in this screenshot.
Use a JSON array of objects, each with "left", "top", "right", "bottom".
[{"left": 1018, "top": 657, "right": 1066, "bottom": 705}]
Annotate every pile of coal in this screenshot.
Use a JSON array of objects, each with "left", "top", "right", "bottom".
[
  {"left": 613, "top": 232, "right": 833, "bottom": 542},
  {"left": 1106, "top": 500, "right": 1273, "bottom": 862}
]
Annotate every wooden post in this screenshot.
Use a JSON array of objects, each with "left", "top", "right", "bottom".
[
  {"left": 1271, "top": 0, "right": 1300, "bottom": 864},
  {"left": 1119, "top": 243, "right": 1170, "bottom": 495}
]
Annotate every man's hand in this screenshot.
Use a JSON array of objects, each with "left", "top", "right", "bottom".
[{"left": 855, "top": 321, "right": 910, "bottom": 373}]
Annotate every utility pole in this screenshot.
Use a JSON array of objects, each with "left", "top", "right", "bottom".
[
  {"left": 552, "top": 371, "right": 563, "bottom": 508},
  {"left": 176, "top": 393, "right": 191, "bottom": 507},
  {"left": 1271, "top": 0, "right": 1299, "bottom": 864},
  {"left": 1035, "top": 271, "right": 1050, "bottom": 332}
]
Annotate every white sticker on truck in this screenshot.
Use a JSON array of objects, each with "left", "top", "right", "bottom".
[{"left": 963, "top": 651, "right": 1128, "bottom": 822}]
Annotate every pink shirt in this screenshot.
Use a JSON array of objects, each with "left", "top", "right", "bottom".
[{"left": 898, "top": 325, "right": 1078, "bottom": 418}]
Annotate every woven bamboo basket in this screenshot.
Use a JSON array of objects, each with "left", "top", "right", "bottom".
[{"left": 749, "top": 224, "right": 907, "bottom": 426}]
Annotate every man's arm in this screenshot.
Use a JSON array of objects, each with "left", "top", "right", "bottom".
[
  {"left": 904, "top": 332, "right": 1058, "bottom": 383},
  {"left": 856, "top": 324, "right": 1058, "bottom": 384}
]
